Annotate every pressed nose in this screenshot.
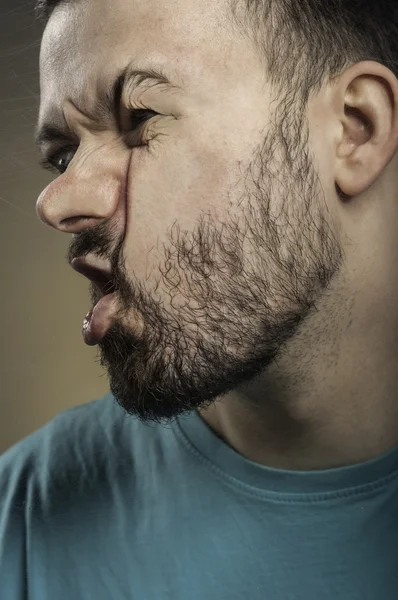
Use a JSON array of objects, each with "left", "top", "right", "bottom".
[{"left": 36, "top": 166, "right": 126, "bottom": 233}]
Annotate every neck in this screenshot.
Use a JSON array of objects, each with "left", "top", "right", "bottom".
[
  {"left": 198, "top": 388, "right": 398, "bottom": 470},
  {"left": 198, "top": 281, "right": 398, "bottom": 471}
]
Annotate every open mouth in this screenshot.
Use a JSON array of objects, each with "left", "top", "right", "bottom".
[
  {"left": 92, "top": 276, "right": 117, "bottom": 297},
  {"left": 70, "top": 257, "right": 118, "bottom": 299}
]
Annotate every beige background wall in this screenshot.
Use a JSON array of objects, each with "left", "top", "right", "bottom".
[{"left": 0, "top": 2, "right": 109, "bottom": 454}]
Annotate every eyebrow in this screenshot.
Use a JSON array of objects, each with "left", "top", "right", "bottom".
[{"left": 35, "top": 64, "right": 185, "bottom": 154}]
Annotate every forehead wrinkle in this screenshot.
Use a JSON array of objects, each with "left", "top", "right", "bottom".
[
  {"left": 69, "top": 57, "right": 187, "bottom": 119},
  {"left": 36, "top": 59, "right": 187, "bottom": 152}
]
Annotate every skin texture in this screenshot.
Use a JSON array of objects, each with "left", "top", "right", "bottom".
[{"left": 36, "top": 0, "right": 398, "bottom": 470}]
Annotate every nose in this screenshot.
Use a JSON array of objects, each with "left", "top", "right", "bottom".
[{"left": 36, "top": 148, "right": 129, "bottom": 234}]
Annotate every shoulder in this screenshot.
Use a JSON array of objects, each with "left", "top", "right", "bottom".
[
  {"left": 0, "top": 394, "right": 131, "bottom": 509},
  {"left": 0, "top": 394, "right": 140, "bottom": 595}
]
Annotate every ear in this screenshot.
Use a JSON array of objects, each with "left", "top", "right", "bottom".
[{"left": 333, "top": 61, "right": 398, "bottom": 197}]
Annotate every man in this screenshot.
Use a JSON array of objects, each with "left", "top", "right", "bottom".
[{"left": 1, "top": 0, "right": 398, "bottom": 597}]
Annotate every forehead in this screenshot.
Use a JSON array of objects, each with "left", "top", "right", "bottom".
[{"left": 39, "top": 0, "right": 234, "bottom": 118}]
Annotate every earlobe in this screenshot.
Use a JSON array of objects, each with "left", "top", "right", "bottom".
[{"left": 335, "top": 61, "right": 398, "bottom": 198}]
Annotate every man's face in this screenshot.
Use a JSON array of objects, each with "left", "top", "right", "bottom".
[{"left": 36, "top": 0, "right": 343, "bottom": 422}]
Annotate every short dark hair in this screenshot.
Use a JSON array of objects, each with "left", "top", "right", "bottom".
[{"left": 35, "top": 0, "right": 398, "bottom": 110}]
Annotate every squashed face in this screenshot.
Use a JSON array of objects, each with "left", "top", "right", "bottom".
[{"left": 36, "top": 0, "right": 343, "bottom": 422}]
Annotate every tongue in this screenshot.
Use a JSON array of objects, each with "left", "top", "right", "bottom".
[{"left": 82, "top": 291, "right": 119, "bottom": 346}]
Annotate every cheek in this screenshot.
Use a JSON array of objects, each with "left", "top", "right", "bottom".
[{"left": 124, "top": 135, "right": 241, "bottom": 283}]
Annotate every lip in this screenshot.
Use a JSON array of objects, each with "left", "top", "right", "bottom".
[
  {"left": 83, "top": 290, "right": 119, "bottom": 346},
  {"left": 71, "top": 257, "right": 115, "bottom": 295}
]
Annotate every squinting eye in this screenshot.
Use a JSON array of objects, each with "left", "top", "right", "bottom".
[
  {"left": 39, "top": 109, "right": 158, "bottom": 176},
  {"left": 128, "top": 108, "right": 158, "bottom": 141},
  {"left": 39, "top": 148, "right": 75, "bottom": 175}
]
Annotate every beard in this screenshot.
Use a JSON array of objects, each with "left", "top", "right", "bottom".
[{"left": 92, "top": 103, "right": 344, "bottom": 424}]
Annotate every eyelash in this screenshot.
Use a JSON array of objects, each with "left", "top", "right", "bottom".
[{"left": 40, "top": 108, "right": 157, "bottom": 175}]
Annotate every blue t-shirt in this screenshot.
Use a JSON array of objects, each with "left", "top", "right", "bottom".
[{"left": 1, "top": 392, "right": 397, "bottom": 599}]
